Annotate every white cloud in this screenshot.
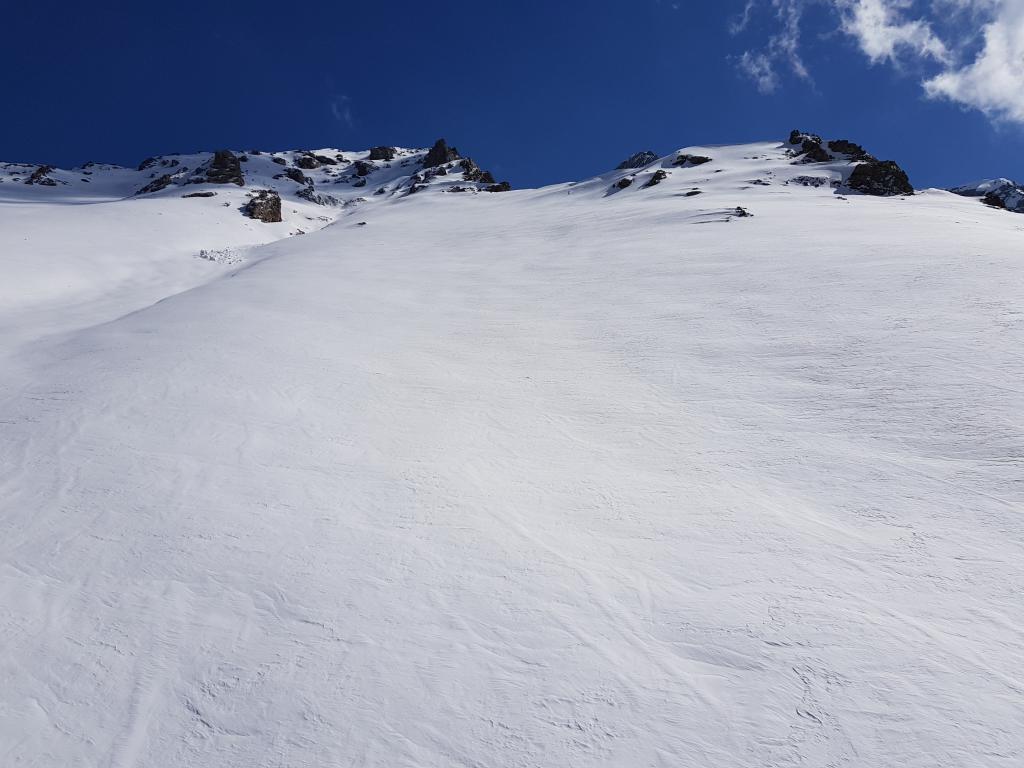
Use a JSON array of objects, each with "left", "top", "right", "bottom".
[
  {"left": 836, "top": 0, "right": 950, "bottom": 63},
  {"left": 732, "top": 0, "right": 1024, "bottom": 126},
  {"left": 738, "top": 51, "right": 781, "bottom": 92},
  {"left": 923, "top": 1, "right": 1024, "bottom": 124}
]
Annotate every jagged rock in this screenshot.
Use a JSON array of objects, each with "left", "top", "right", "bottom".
[
  {"left": 334, "top": 154, "right": 348, "bottom": 164},
  {"left": 297, "top": 186, "right": 339, "bottom": 206},
  {"left": 423, "top": 138, "right": 460, "bottom": 168},
  {"left": 135, "top": 174, "right": 174, "bottom": 195},
  {"left": 827, "top": 139, "right": 874, "bottom": 161},
  {"left": 644, "top": 170, "right": 669, "bottom": 188},
  {"left": 673, "top": 154, "right": 711, "bottom": 167},
  {"left": 314, "top": 154, "right": 337, "bottom": 165},
  {"left": 733, "top": 206, "right": 752, "bottom": 218},
  {"left": 295, "top": 154, "right": 321, "bottom": 170},
  {"left": 617, "top": 151, "right": 658, "bottom": 170},
  {"left": 982, "top": 192, "right": 1007, "bottom": 209},
  {"left": 786, "top": 130, "right": 830, "bottom": 163},
  {"left": 278, "top": 167, "right": 309, "bottom": 185},
  {"left": 846, "top": 160, "right": 913, "bottom": 196},
  {"left": 353, "top": 177, "right": 367, "bottom": 187},
  {"left": 484, "top": 181, "right": 512, "bottom": 192},
  {"left": 249, "top": 149, "right": 263, "bottom": 155},
  {"left": 271, "top": 156, "right": 287, "bottom": 166},
  {"left": 242, "top": 189, "right": 282, "bottom": 222},
  {"left": 788, "top": 129, "right": 822, "bottom": 146},
  {"left": 459, "top": 158, "right": 496, "bottom": 183},
  {"left": 182, "top": 191, "right": 217, "bottom": 198},
  {"left": 615, "top": 177, "right": 634, "bottom": 190},
  {"left": 205, "top": 150, "right": 245, "bottom": 185},
  {"left": 684, "top": 189, "right": 702, "bottom": 197},
  {"left": 25, "top": 165, "right": 57, "bottom": 186},
  {"left": 354, "top": 160, "right": 373, "bottom": 177},
  {"left": 798, "top": 140, "right": 830, "bottom": 163},
  {"left": 138, "top": 157, "right": 159, "bottom": 171},
  {"left": 368, "top": 146, "right": 397, "bottom": 161},
  {"left": 461, "top": 159, "right": 481, "bottom": 181}
]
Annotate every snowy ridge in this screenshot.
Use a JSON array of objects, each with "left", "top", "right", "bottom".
[
  {"left": 950, "top": 177, "right": 1024, "bottom": 213},
  {"left": 1, "top": 131, "right": 1023, "bottom": 767}
]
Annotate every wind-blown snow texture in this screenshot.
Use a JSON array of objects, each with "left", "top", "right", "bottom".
[{"left": 1, "top": 139, "right": 1023, "bottom": 767}]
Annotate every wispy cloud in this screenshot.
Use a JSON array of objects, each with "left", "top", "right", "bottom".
[
  {"left": 330, "top": 95, "right": 354, "bottom": 129},
  {"left": 732, "top": 0, "right": 1024, "bottom": 126}
]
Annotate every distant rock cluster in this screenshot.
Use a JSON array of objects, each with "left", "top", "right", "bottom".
[
  {"left": 787, "top": 129, "right": 913, "bottom": 196},
  {"left": 949, "top": 178, "right": 1024, "bottom": 214}
]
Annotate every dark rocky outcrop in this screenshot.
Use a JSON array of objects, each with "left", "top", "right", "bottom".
[
  {"left": 422, "top": 138, "right": 461, "bottom": 168},
  {"left": 368, "top": 146, "right": 397, "bottom": 161},
  {"left": 787, "top": 130, "right": 830, "bottom": 163},
  {"left": 643, "top": 170, "right": 669, "bottom": 188},
  {"left": 271, "top": 156, "right": 287, "bottom": 165},
  {"left": 615, "top": 177, "right": 634, "bottom": 190},
  {"left": 684, "top": 189, "right": 702, "bottom": 196},
  {"left": 788, "top": 129, "right": 822, "bottom": 146},
  {"left": 846, "top": 160, "right": 913, "bottom": 196},
  {"left": 673, "top": 154, "right": 711, "bottom": 167},
  {"left": 296, "top": 186, "right": 339, "bottom": 206},
  {"left": 242, "top": 189, "right": 282, "bottom": 222},
  {"left": 733, "top": 206, "right": 752, "bottom": 218},
  {"left": 484, "top": 181, "right": 512, "bottom": 192},
  {"left": 295, "top": 154, "right": 321, "bottom": 170},
  {"left": 135, "top": 173, "right": 174, "bottom": 195},
  {"left": 313, "top": 154, "right": 337, "bottom": 165},
  {"left": 279, "top": 167, "right": 309, "bottom": 185},
  {"left": 827, "top": 139, "right": 874, "bottom": 161},
  {"left": 354, "top": 160, "right": 373, "bottom": 177},
  {"left": 617, "top": 151, "right": 659, "bottom": 170},
  {"left": 982, "top": 191, "right": 1007, "bottom": 209},
  {"left": 138, "top": 157, "right": 159, "bottom": 171},
  {"left": 182, "top": 191, "right": 217, "bottom": 198},
  {"left": 205, "top": 150, "right": 245, "bottom": 185},
  {"left": 25, "top": 165, "right": 57, "bottom": 186}
]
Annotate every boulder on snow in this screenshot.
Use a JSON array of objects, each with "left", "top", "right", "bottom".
[
  {"left": 614, "top": 177, "right": 634, "bottom": 190},
  {"left": 278, "top": 167, "right": 310, "bottom": 185},
  {"left": 368, "top": 146, "right": 397, "bottom": 161},
  {"left": 242, "top": 189, "right": 282, "bottom": 222},
  {"left": 846, "top": 160, "right": 913, "bottom": 196},
  {"left": 205, "top": 150, "right": 245, "bottom": 185},
  {"left": 314, "top": 154, "right": 337, "bottom": 165},
  {"left": 422, "top": 138, "right": 461, "bottom": 168},
  {"left": 271, "top": 156, "right": 287, "bottom": 166},
  {"left": 25, "top": 165, "right": 57, "bottom": 186},
  {"left": 295, "top": 153, "right": 321, "bottom": 170},
  {"left": 135, "top": 173, "right": 174, "bottom": 195},
  {"left": 673, "top": 154, "right": 711, "bottom": 167},
  {"left": 484, "top": 181, "right": 512, "bottom": 192},
  {"left": 182, "top": 191, "right": 217, "bottom": 198},
  {"left": 617, "top": 151, "right": 658, "bottom": 170},
  {"left": 354, "top": 160, "right": 374, "bottom": 177},
  {"left": 643, "top": 170, "right": 669, "bottom": 188}
]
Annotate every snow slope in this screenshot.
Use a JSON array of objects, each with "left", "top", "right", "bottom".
[{"left": 1, "top": 138, "right": 1023, "bottom": 767}]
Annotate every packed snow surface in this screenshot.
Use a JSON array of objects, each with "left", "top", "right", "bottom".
[{"left": 1, "top": 141, "right": 1023, "bottom": 767}]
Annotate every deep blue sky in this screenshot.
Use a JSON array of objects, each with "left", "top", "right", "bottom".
[{"left": 3, "top": 0, "right": 1021, "bottom": 188}]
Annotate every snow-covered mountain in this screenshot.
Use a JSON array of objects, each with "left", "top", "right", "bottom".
[
  {"left": 950, "top": 177, "right": 1024, "bottom": 213},
  {"left": 2, "top": 131, "right": 1022, "bottom": 768}
]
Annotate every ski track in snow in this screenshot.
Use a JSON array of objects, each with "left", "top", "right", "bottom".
[{"left": 1, "top": 141, "right": 1023, "bottom": 767}]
